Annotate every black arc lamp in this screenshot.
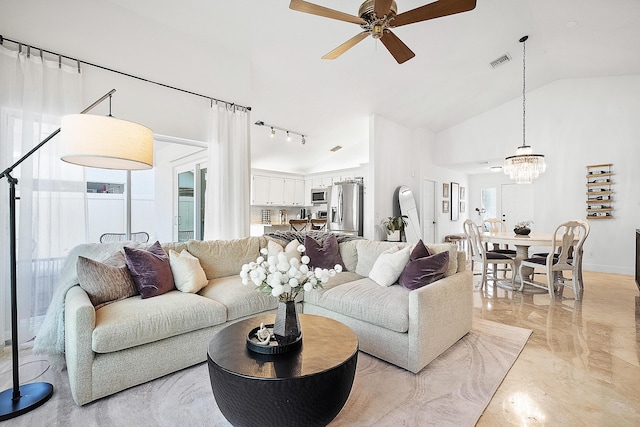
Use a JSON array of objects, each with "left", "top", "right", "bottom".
[{"left": 0, "top": 89, "right": 153, "bottom": 420}]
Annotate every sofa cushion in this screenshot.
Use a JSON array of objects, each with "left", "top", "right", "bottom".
[
  {"left": 92, "top": 290, "right": 226, "bottom": 353},
  {"left": 368, "top": 246, "right": 411, "bottom": 287},
  {"left": 187, "top": 237, "right": 261, "bottom": 280},
  {"left": 355, "top": 240, "right": 406, "bottom": 276},
  {"left": 169, "top": 249, "right": 208, "bottom": 293},
  {"left": 305, "top": 277, "right": 410, "bottom": 333},
  {"left": 124, "top": 241, "right": 175, "bottom": 299},
  {"left": 304, "top": 234, "right": 346, "bottom": 270},
  {"left": 399, "top": 250, "right": 449, "bottom": 290},
  {"left": 338, "top": 240, "right": 359, "bottom": 272},
  {"left": 303, "top": 271, "right": 363, "bottom": 305},
  {"left": 76, "top": 252, "right": 138, "bottom": 309},
  {"left": 199, "top": 276, "right": 279, "bottom": 321}
]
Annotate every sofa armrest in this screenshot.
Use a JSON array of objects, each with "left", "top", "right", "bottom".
[
  {"left": 407, "top": 270, "right": 473, "bottom": 373},
  {"left": 64, "top": 285, "right": 96, "bottom": 405}
]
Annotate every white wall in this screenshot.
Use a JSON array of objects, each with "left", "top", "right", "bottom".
[
  {"left": 370, "top": 115, "right": 422, "bottom": 240},
  {"left": 436, "top": 75, "right": 640, "bottom": 274}
]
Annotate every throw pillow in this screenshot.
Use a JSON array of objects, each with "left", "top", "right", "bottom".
[
  {"left": 266, "top": 239, "right": 302, "bottom": 262},
  {"left": 76, "top": 251, "right": 137, "bottom": 309},
  {"left": 398, "top": 250, "right": 450, "bottom": 290},
  {"left": 368, "top": 246, "right": 411, "bottom": 287},
  {"left": 169, "top": 249, "right": 208, "bottom": 293},
  {"left": 409, "top": 239, "right": 433, "bottom": 260},
  {"left": 124, "top": 241, "right": 175, "bottom": 299},
  {"left": 304, "top": 234, "right": 345, "bottom": 270}
]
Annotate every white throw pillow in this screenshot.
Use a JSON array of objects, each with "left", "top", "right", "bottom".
[
  {"left": 368, "top": 246, "right": 411, "bottom": 287},
  {"left": 267, "top": 239, "right": 301, "bottom": 261},
  {"left": 169, "top": 249, "right": 208, "bottom": 293}
]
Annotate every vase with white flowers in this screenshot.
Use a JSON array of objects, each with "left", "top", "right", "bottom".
[{"left": 240, "top": 244, "right": 342, "bottom": 344}]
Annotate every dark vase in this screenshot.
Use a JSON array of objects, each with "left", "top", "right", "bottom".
[
  {"left": 514, "top": 227, "right": 531, "bottom": 236},
  {"left": 273, "top": 300, "right": 301, "bottom": 344}
]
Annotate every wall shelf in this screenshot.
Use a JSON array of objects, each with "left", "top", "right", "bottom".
[{"left": 586, "top": 164, "right": 613, "bottom": 220}]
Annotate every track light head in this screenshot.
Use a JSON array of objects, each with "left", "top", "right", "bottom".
[
  {"left": 286, "top": 131, "right": 291, "bottom": 141},
  {"left": 270, "top": 127, "right": 275, "bottom": 138},
  {"left": 301, "top": 135, "right": 306, "bottom": 145}
]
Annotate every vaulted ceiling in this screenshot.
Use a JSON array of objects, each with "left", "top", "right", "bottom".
[{"left": 11, "top": 1, "right": 640, "bottom": 174}]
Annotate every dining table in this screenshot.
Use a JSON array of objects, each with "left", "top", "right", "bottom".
[{"left": 480, "top": 231, "right": 560, "bottom": 292}]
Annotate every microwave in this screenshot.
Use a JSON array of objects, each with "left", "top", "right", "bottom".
[{"left": 311, "top": 188, "right": 329, "bottom": 204}]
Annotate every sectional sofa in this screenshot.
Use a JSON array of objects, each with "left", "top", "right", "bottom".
[{"left": 40, "top": 233, "right": 472, "bottom": 405}]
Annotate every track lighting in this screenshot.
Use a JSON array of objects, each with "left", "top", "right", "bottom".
[{"left": 254, "top": 121, "right": 307, "bottom": 145}]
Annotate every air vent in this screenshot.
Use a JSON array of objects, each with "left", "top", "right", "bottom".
[
  {"left": 330, "top": 145, "right": 342, "bottom": 152},
  {"left": 489, "top": 53, "right": 511, "bottom": 69}
]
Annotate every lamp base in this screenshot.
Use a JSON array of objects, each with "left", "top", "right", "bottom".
[{"left": 0, "top": 382, "right": 53, "bottom": 421}]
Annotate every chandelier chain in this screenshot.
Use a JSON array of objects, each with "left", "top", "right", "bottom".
[{"left": 522, "top": 37, "right": 526, "bottom": 146}]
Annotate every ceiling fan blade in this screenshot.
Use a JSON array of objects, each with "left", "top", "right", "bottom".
[
  {"left": 289, "top": 0, "right": 365, "bottom": 25},
  {"left": 380, "top": 30, "right": 415, "bottom": 64},
  {"left": 322, "top": 32, "right": 369, "bottom": 60},
  {"left": 392, "top": 0, "right": 477, "bottom": 28},
  {"left": 374, "top": 0, "right": 394, "bottom": 17}
]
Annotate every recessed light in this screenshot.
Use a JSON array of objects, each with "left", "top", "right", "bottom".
[{"left": 565, "top": 21, "right": 579, "bottom": 28}]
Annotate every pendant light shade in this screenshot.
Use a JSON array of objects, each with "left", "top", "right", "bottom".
[
  {"left": 60, "top": 114, "right": 154, "bottom": 170},
  {"left": 504, "top": 35, "right": 546, "bottom": 184}
]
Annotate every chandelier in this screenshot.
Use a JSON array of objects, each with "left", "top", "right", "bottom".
[{"left": 504, "top": 35, "right": 546, "bottom": 184}]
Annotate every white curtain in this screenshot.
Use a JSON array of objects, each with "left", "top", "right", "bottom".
[
  {"left": 0, "top": 45, "right": 84, "bottom": 349},
  {"left": 203, "top": 103, "right": 251, "bottom": 240}
]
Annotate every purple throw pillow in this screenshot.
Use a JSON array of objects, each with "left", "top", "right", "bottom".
[
  {"left": 124, "top": 241, "right": 175, "bottom": 298},
  {"left": 399, "top": 250, "right": 449, "bottom": 290},
  {"left": 304, "top": 234, "right": 346, "bottom": 270},
  {"left": 409, "top": 239, "right": 433, "bottom": 261}
]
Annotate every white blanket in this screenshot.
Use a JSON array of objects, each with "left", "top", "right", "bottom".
[{"left": 33, "top": 242, "right": 142, "bottom": 370}]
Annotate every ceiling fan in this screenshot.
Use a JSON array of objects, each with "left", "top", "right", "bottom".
[{"left": 289, "top": 0, "right": 477, "bottom": 64}]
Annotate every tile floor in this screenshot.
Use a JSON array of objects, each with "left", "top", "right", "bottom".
[{"left": 474, "top": 270, "right": 640, "bottom": 425}]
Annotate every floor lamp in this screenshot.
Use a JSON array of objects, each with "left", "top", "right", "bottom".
[{"left": 0, "top": 89, "right": 153, "bottom": 420}]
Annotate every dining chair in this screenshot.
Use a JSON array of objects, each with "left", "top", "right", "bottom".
[
  {"left": 482, "top": 218, "right": 516, "bottom": 278},
  {"left": 99, "top": 231, "right": 150, "bottom": 243},
  {"left": 309, "top": 219, "right": 327, "bottom": 231},
  {"left": 518, "top": 220, "right": 589, "bottom": 300},
  {"left": 463, "top": 219, "right": 516, "bottom": 290},
  {"left": 289, "top": 219, "right": 308, "bottom": 232}
]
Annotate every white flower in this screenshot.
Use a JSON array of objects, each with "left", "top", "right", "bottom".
[
  {"left": 260, "top": 248, "right": 268, "bottom": 255},
  {"left": 240, "top": 247, "right": 343, "bottom": 301}
]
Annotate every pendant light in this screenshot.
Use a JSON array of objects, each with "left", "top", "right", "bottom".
[{"left": 503, "top": 35, "right": 546, "bottom": 184}]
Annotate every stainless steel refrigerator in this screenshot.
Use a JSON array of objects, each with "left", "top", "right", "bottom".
[{"left": 328, "top": 182, "right": 363, "bottom": 236}]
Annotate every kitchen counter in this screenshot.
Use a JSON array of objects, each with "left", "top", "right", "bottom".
[{"left": 250, "top": 223, "right": 292, "bottom": 236}]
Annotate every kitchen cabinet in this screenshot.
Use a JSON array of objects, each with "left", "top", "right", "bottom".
[
  {"left": 283, "top": 179, "right": 305, "bottom": 206},
  {"left": 321, "top": 177, "right": 334, "bottom": 187},
  {"left": 252, "top": 175, "right": 284, "bottom": 205},
  {"left": 252, "top": 175, "right": 304, "bottom": 206}
]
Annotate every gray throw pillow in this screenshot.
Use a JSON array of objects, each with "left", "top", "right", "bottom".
[{"left": 77, "top": 252, "right": 138, "bottom": 309}]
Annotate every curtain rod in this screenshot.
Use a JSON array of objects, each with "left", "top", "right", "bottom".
[{"left": 0, "top": 35, "right": 251, "bottom": 112}]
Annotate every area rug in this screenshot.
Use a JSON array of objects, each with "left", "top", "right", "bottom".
[{"left": 0, "top": 319, "right": 531, "bottom": 426}]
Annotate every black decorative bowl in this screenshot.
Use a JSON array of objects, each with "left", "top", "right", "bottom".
[
  {"left": 246, "top": 323, "right": 302, "bottom": 355},
  {"left": 514, "top": 227, "right": 531, "bottom": 236}
]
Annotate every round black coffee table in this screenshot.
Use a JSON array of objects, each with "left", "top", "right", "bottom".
[{"left": 207, "top": 313, "right": 358, "bottom": 427}]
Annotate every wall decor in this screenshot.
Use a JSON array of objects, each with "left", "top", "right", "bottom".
[
  {"left": 443, "top": 183, "right": 449, "bottom": 198},
  {"left": 451, "top": 182, "right": 460, "bottom": 221},
  {"left": 460, "top": 187, "right": 465, "bottom": 199},
  {"left": 460, "top": 201, "right": 465, "bottom": 213},
  {"left": 442, "top": 200, "right": 449, "bottom": 213},
  {"left": 586, "top": 163, "right": 613, "bottom": 219}
]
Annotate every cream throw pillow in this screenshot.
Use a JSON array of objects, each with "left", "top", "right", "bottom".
[
  {"left": 368, "top": 245, "right": 411, "bottom": 287},
  {"left": 169, "top": 249, "right": 208, "bottom": 293},
  {"left": 267, "top": 239, "right": 301, "bottom": 261}
]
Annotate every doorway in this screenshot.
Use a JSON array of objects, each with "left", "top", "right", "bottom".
[
  {"left": 501, "top": 183, "right": 534, "bottom": 231},
  {"left": 421, "top": 179, "right": 436, "bottom": 244},
  {"left": 175, "top": 163, "right": 207, "bottom": 242}
]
